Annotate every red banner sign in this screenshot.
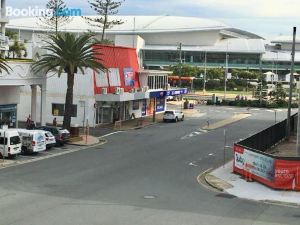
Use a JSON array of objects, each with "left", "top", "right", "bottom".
[{"left": 233, "top": 144, "right": 300, "bottom": 190}]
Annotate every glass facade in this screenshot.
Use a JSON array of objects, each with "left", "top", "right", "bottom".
[
  {"left": 147, "top": 75, "right": 168, "bottom": 89},
  {"left": 143, "top": 50, "right": 261, "bottom": 65}
]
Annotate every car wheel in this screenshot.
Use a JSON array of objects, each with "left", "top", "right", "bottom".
[
  {"left": 21, "top": 146, "right": 27, "bottom": 155},
  {"left": 163, "top": 119, "right": 167, "bottom": 122},
  {"left": 181, "top": 116, "right": 184, "bottom": 121},
  {"left": 175, "top": 117, "right": 178, "bottom": 122}
]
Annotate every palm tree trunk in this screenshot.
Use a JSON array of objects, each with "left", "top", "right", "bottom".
[{"left": 63, "top": 73, "right": 75, "bottom": 130}]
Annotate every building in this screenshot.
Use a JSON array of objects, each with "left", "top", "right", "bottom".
[
  {"left": 6, "top": 15, "right": 300, "bottom": 78},
  {"left": 2, "top": 14, "right": 300, "bottom": 127},
  {"left": 0, "top": 0, "right": 47, "bottom": 128}
]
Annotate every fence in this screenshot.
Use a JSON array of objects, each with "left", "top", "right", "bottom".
[
  {"left": 234, "top": 113, "right": 300, "bottom": 190},
  {"left": 238, "top": 113, "right": 297, "bottom": 152}
]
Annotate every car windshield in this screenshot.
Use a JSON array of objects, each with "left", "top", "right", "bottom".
[{"left": 10, "top": 136, "right": 21, "bottom": 145}]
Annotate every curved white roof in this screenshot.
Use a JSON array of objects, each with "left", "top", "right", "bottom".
[{"left": 8, "top": 15, "right": 231, "bottom": 34}]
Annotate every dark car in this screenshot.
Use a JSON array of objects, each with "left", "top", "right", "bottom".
[{"left": 36, "top": 126, "right": 70, "bottom": 146}]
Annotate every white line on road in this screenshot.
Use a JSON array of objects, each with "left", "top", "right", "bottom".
[{"left": 99, "top": 131, "right": 124, "bottom": 138}]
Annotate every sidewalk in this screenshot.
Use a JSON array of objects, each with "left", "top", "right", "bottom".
[
  {"left": 205, "top": 161, "right": 300, "bottom": 205},
  {"left": 69, "top": 135, "right": 103, "bottom": 146}
]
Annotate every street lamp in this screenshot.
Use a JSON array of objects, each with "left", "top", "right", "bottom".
[
  {"left": 203, "top": 51, "right": 207, "bottom": 93},
  {"left": 224, "top": 53, "right": 229, "bottom": 101}
]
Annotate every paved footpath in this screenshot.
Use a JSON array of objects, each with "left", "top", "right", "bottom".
[{"left": 205, "top": 161, "right": 300, "bottom": 206}]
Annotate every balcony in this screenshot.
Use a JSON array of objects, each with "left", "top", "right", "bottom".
[{"left": 0, "top": 33, "right": 9, "bottom": 50}]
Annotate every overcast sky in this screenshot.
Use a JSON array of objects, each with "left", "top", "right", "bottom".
[{"left": 7, "top": 0, "right": 300, "bottom": 39}]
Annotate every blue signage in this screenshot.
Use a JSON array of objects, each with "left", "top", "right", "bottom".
[
  {"left": 150, "top": 88, "right": 188, "bottom": 98},
  {"left": 156, "top": 98, "right": 165, "bottom": 112}
]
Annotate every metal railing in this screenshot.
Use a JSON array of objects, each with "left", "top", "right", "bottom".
[{"left": 237, "top": 113, "right": 297, "bottom": 152}]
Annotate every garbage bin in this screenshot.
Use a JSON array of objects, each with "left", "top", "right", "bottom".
[
  {"left": 212, "top": 94, "right": 216, "bottom": 104},
  {"left": 184, "top": 100, "right": 189, "bottom": 109},
  {"left": 70, "top": 124, "right": 80, "bottom": 137}
]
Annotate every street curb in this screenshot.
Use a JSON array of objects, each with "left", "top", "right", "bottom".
[
  {"left": 204, "top": 173, "right": 226, "bottom": 192},
  {"left": 68, "top": 138, "right": 105, "bottom": 147},
  {"left": 197, "top": 168, "right": 222, "bottom": 193},
  {"left": 114, "top": 121, "right": 161, "bottom": 131}
]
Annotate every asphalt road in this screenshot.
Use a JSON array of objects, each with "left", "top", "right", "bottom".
[{"left": 0, "top": 106, "right": 299, "bottom": 225}]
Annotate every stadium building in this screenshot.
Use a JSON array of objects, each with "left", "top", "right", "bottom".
[{"left": 6, "top": 15, "right": 300, "bottom": 77}]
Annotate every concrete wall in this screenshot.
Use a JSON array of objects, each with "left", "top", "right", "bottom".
[{"left": 0, "top": 86, "right": 20, "bottom": 105}]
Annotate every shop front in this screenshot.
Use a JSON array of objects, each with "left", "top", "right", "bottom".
[{"left": 0, "top": 104, "right": 17, "bottom": 128}]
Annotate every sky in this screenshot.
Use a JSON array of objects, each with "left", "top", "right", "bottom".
[{"left": 6, "top": 0, "right": 300, "bottom": 40}]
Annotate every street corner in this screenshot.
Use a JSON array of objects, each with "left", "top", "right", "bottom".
[
  {"left": 204, "top": 173, "right": 234, "bottom": 192},
  {"left": 69, "top": 135, "right": 105, "bottom": 146}
]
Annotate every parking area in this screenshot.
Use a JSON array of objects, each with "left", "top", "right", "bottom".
[{"left": 0, "top": 144, "right": 89, "bottom": 168}]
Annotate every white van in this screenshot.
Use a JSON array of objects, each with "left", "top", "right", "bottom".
[
  {"left": 39, "top": 130, "right": 56, "bottom": 149},
  {"left": 0, "top": 129, "right": 22, "bottom": 158},
  {"left": 13, "top": 129, "right": 46, "bottom": 154}
]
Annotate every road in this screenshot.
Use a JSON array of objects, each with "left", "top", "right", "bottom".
[{"left": 0, "top": 106, "right": 299, "bottom": 225}]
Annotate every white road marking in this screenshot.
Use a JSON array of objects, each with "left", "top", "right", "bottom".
[
  {"left": 188, "top": 162, "right": 198, "bottom": 167},
  {"left": 99, "top": 131, "right": 124, "bottom": 138}
]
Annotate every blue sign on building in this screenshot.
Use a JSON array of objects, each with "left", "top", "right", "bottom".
[{"left": 150, "top": 88, "right": 188, "bottom": 98}]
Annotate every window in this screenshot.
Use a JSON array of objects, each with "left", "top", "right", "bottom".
[
  {"left": 0, "top": 137, "right": 7, "bottom": 145},
  {"left": 10, "top": 136, "right": 21, "bottom": 145},
  {"left": 95, "top": 70, "right": 109, "bottom": 87},
  {"left": 108, "top": 68, "right": 121, "bottom": 86},
  {"left": 52, "top": 104, "right": 77, "bottom": 117},
  {"left": 132, "top": 101, "right": 139, "bottom": 110}
]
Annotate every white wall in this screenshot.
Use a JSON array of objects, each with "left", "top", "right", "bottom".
[
  {"left": 17, "top": 68, "right": 97, "bottom": 127},
  {"left": 115, "top": 35, "right": 145, "bottom": 67},
  {"left": 140, "top": 30, "right": 220, "bottom": 46},
  {"left": 0, "top": 86, "right": 20, "bottom": 105},
  {"left": 128, "top": 100, "right": 144, "bottom": 118}
]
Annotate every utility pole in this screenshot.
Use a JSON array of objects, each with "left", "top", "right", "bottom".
[
  {"left": 203, "top": 51, "right": 207, "bottom": 93},
  {"left": 224, "top": 53, "right": 228, "bottom": 101},
  {"left": 287, "top": 27, "right": 296, "bottom": 141},
  {"left": 178, "top": 43, "right": 182, "bottom": 87}
]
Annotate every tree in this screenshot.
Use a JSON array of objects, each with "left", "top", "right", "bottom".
[
  {"left": 32, "top": 33, "right": 105, "bottom": 130},
  {"left": 171, "top": 64, "right": 200, "bottom": 77},
  {"left": 38, "top": 0, "right": 72, "bottom": 36},
  {"left": 0, "top": 57, "right": 11, "bottom": 73},
  {"left": 85, "top": 0, "right": 124, "bottom": 42},
  {"left": 7, "top": 34, "right": 27, "bottom": 59}
]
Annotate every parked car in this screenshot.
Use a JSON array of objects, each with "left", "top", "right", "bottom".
[
  {"left": 13, "top": 129, "right": 46, "bottom": 154},
  {"left": 163, "top": 110, "right": 184, "bottom": 122},
  {"left": 0, "top": 129, "right": 22, "bottom": 158},
  {"left": 37, "top": 126, "right": 70, "bottom": 146},
  {"left": 40, "top": 131, "right": 56, "bottom": 149}
]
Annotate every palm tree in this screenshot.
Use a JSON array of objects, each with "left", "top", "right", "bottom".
[
  {"left": 0, "top": 57, "right": 11, "bottom": 73},
  {"left": 32, "top": 33, "right": 105, "bottom": 130}
]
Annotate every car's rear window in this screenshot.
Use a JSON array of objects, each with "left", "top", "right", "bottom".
[{"left": 164, "top": 111, "right": 174, "bottom": 115}]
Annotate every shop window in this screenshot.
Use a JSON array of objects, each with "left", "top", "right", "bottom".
[
  {"left": 132, "top": 101, "right": 139, "bottom": 110},
  {"left": 52, "top": 104, "right": 77, "bottom": 117}
]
